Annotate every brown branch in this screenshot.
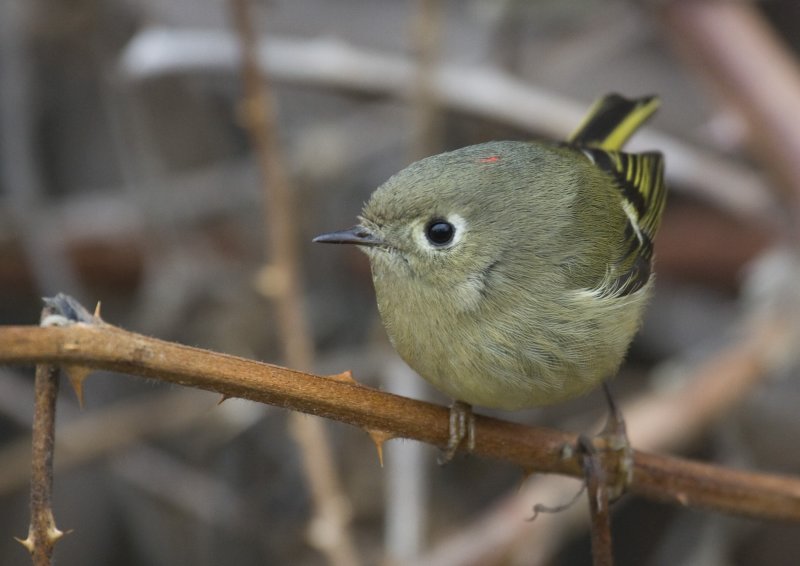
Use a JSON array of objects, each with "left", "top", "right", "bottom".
[
  {"left": 15, "top": 304, "right": 66, "bottom": 565},
  {"left": 228, "top": 2, "right": 361, "bottom": 565},
  {"left": 230, "top": 1, "right": 310, "bottom": 364},
  {"left": 411, "top": 0, "right": 444, "bottom": 161},
  {"left": 2, "top": 314, "right": 800, "bottom": 522},
  {"left": 19, "top": 363, "right": 62, "bottom": 565}
]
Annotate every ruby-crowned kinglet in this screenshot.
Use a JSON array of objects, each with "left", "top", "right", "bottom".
[{"left": 315, "top": 94, "right": 666, "bottom": 433}]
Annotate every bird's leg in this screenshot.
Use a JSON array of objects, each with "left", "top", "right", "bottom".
[
  {"left": 530, "top": 384, "right": 632, "bottom": 521},
  {"left": 595, "top": 382, "right": 633, "bottom": 500},
  {"left": 438, "top": 401, "right": 475, "bottom": 465}
]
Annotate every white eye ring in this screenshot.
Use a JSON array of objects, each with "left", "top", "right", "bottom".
[{"left": 414, "top": 213, "right": 467, "bottom": 251}]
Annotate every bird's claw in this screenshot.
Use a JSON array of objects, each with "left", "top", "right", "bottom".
[{"left": 438, "top": 401, "right": 475, "bottom": 465}]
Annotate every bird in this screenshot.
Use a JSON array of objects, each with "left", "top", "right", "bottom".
[{"left": 314, "top": 93, "right": 667, "bottom": 459}]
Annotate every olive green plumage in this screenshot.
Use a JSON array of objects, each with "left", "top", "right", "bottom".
[{"left": 316, "top": 94, "right": 667, "bottom": 411}]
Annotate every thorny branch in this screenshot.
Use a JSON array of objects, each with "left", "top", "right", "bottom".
[
  {"left": 17, "top": 364, "right": 62, "bottom": 565},
  {"left": 2, "top": 300, "right": 800, "bottom": 530},
  {"left": 14, "top": 301, "right": 73, "bottom": 564}
]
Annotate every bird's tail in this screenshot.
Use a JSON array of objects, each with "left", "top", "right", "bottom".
[{"left": 567, "top": 94, "right": 660, "bottom": 151}]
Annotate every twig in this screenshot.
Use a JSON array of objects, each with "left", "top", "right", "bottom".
[
  {"left": 228, "top": 2, "right": 361, "bottom": 565},
  {"left": 18, "top": 364, "right": 62, "bottom": 565},
  {"left": 2, "top": 309, "right": 800, "bottom": 522},
  {"left": 229, "top": 0, "right": 308, "bottom": 365},
  {"left": 411, "top": 0, "right": 444, "bottom": 160},
  {"left": 15, "top": 304, "right": 66, "bottom": 565}
]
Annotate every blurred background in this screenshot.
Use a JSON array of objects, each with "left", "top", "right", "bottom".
[{"left": 2, "top": 0, "right": 800, "bottom": 564}]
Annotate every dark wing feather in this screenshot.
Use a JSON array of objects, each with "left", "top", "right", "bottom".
[{"left": 582, "top": 148, "right": 666, "bottom": 296}]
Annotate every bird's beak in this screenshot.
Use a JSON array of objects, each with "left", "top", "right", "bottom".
[{"left": 313, "top": 226, "right": 385, "bottom": 247}]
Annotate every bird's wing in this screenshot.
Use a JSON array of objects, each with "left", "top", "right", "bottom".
[{"left": 581, "top": 149, "right": 667, "bottom": 297}]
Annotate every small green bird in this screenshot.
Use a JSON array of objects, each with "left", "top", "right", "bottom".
[{"left": 315, "top": 94, "right": 666, "bottom": 453}]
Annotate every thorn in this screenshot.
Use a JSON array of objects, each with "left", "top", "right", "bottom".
[
  {"left": 14, "top": 530, "right": 34, "bottom": 554},
  {"left": 93, "top": 301, "right": 103, "bottom": 321},
  {"left": 45, "top": 509, "right": 67, "bottom": 543},
  {"left": 14, "top": 512, "right": 69, "bottom": 554},
  {"left": 217, "top": 394, "right": 231, "bottom": 406},
  {"left": 47, "top": 525, "right": 65, "bottom": 544},
  {"left": 366, "top": 429, "right": 394, "bottom": 467},
  {"left": 327, "top": 370, "right": 358, "bottom": 385},
  {"left": 63, "top": 364, "right": 92, "bottom": 408}
]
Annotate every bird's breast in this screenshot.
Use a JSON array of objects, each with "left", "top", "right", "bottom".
[{"left": 370, "top": 258, "right": 652, "bottom": 410}]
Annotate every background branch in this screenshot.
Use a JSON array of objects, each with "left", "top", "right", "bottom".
[
  {"left": 228, "top": 1, "right": 361, "bottom": 564},
  {"left": 118, "top": 27, "right": 778, "bottom": 223},
  {"left": 659, "top": 0, "right": 800, "bottom": 215}
]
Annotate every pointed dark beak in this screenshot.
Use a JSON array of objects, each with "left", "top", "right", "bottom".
[{"left": 313, "top": 226, "right": 384, "bottom": 247}]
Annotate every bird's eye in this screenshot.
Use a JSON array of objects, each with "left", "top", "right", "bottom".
[{"left": 425, "top": 219, "right": 455, "bottom": 246}]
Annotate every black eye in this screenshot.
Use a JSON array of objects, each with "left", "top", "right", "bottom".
[{"left": 425, "top": 219, "right": 455, "bottom": 246}]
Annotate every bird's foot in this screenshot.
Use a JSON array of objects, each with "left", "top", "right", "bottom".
[
  {"left": 530, "top": 384, "right": 632, "bottom": 520},
  {"left": 438, "top": 401, "right": 475, "bottom": 465}
]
